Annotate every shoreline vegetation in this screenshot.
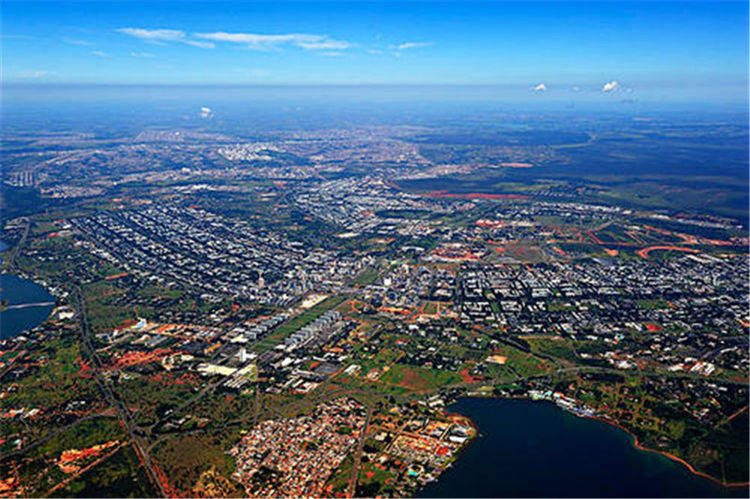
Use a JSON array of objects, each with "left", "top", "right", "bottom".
[{"left": 582, "top": 411, "right": 749, "bottom": 489}]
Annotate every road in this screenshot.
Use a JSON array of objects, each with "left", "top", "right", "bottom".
[
  {"left": 4, "top": 218, "right": 30, "bottom": 272},
  {"left": 74, "top": 287, "right": 168, "bottom": 497},
  {"left": 3, "top": 301, "right": 55, "bottom": 310},
  {"left": 346, "top": 405, "right": 373, "bottom": 498},
  {"left": 0, "top": 414, "right": 107, "bottom": 461}
]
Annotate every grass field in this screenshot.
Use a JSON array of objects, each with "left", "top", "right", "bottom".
[
  {"left": 379, "top": 364, "right": 461, "bottom": 392},
  {"left": 152, "top": 435, "right": 236, "bottom": 494},
  {"left": 251, "top": 294, "right": 349, "bottom": 353},
  {"left": 524, "top": 337, "right": 578, "bottom": 362}
]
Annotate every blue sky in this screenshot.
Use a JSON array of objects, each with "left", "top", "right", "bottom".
[{"left": 2, "top": 1, "right": 748, "bottom": 100}]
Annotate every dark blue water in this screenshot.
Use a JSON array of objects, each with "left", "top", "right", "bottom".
[
  {"left": 0, "top": 273, "right": 55, "bottom": 339},
  {"left": 419, "top": 398, "right": 748, "bottom": 498}
]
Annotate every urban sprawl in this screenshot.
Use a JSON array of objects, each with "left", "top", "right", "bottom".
[{"left": 1, "top": 123, "right": 748, "bottom": 497}]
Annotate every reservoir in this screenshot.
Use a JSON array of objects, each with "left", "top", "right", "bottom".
[
  {"left": 0, "top": 273, "right": 55, "bottom": 340},
  {"left": 419, "top": 398, "right": 747, "bottom": 498}
]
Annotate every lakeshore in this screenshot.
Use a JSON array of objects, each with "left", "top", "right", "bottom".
[
  {"left": 419, "top": 398, "right": 748, "bottom": 498},
  {"left": 0, "top": 273, "right": 55, "bottom": 340}
]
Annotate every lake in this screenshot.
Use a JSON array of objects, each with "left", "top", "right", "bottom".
[
  {"left": 0, "top": 273, "right": 55, "bottom": 340},
  {"left": 418, "top": 398, "right": 747, "bottom": 498}
]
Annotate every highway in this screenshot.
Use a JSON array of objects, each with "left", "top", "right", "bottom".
[
  {"left": 346, "top": 405, "right": 373, "bottom": 498},
  {"left": 74, "top": 286, "right": 168, "bottom": 497}
]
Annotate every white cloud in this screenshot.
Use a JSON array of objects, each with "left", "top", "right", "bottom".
[
  {"left": 602, "top": 80, "right": 621, "bottom": 93},
  {"left": 297, "top": 39, "right": 350, "bottom": 50},
  {"left": 392, "top": 42, "right": 432, "bottom": 51},
  {"left": 130, "top": 52, "right": 156, "bottom": 58},
  {"left": 63, "top": 38, "right": 93, "bottom": 46},
  {"left": 571, "top": 86, "right": 581, "bottom": 92},
  {"left": 184, "top": 40, "right": 215, "bottom": 49},
  {"left": 199, "top": 106, "right": 213, "bottom": 119},
  {"left": 91, "top": 50, "right": 108, "bottom": 57},
  {"left": 194, "top": 32, "right": 349, "bottom": 51},
  {"left": 16, "top": 70, "right": 48, "bottom": 78},
  {"left": 195, "top": 32, "right": 310, "bottom": 44},
  {"left": 319, "top": 51, "right": 344, "bottom": 57},
  {"left": 533, "top": 83, "right": 547, "bottom": 92},
  {"left": 117, "top": 28, "right": 185, "bottom": 41},
  {"left": 117, "top": 28, "right": 213, "bottom": 49},
  {"left": 118, "top": 27, "right": 350, "bottom": 52}
]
